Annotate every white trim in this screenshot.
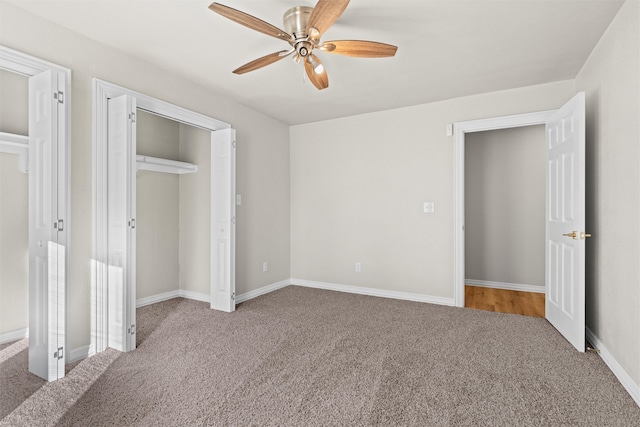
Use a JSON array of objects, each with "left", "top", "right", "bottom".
[
  {"left": 465, "top": 279, "right": 546, "bottom": 294},
  {"left": 0, "top": 327, "right": 29, "bottom": 345},
  {"left": 586, "top": 328, "right": 640, "bottom": 407},
  {"left": 453, "top": 110, "right": 555, "bottom": 308},
  {"left": 291, "top": 278, "right": 455, "bottom": 306},
  {"left": 178, "top": 289, "right": 210, "bottom": 303},
  {"left": 236, "top": 280, "right": 290, "bottom": 303},
  {"left": 92, "top": 79, "right": 230, "bottom": 131},
  {"left": 135, "top": 289, "right": 211, "bottom": 308},
  {"left": 0, "top": 45, "right": 70, "bottom": 76},
  {"left": 68, "top": 345, "right": 90, "bottom": 363},
  {"left": 0, "top": 132, "right": 29, "bottom": 173},
  {"left": 136, "top": 290, "right": 181, "bottom": 308}
]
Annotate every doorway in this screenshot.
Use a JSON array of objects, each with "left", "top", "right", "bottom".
[
  {"left": 92, "top": 79, "right": 236, "bottom": 355},
  {"left": 0, "top": 46, "right": 71, "bottom": 381},
  {"left": 464, "top": 125, "right": 546, "bottom": 317},
  {"left": 453, "top": 93, "right": 587, "bottom": 351}
]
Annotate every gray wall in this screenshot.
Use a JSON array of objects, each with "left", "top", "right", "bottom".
[
  {"left": 576, "top": 0, "right": 640, "bottom": 384},
  {"left": 0, "top": 69, "right": 28, "bottom": 335},
  {"left": 179, "top": 123, "right": 211, "bottom": 296},
  {"left": 465, "top": 126, "right": 545, "bottom": 287},
  {"left": 290, "top": 81, "right": 575, "bottom": 296},
  {"left": 0, "top": 2, "right": 291, "bottom": 351},
  {"left": 135, "top": 110, "right": 180, "bottom": 300}
]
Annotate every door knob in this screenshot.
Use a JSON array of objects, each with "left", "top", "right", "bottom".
[{"left": 562, "top": 231, "right": 591, "bottom": 240}]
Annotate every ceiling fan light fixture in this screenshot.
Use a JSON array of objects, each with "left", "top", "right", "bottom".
[{"left": 308, "top": 56, "right": 324, "bottom": 74}]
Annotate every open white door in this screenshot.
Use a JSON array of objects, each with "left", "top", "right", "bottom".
[
  {"left": 211, "top": 129, "right": 236, "bottom": 312},
  {"left": 107, "top": 95, "right": 137, "bottom": 352},
  {"left": 28, "top": 69, "right": 66, "bottom": 381},
  {"left": 545, "top": 92, "right": 586, "bottom": 352}
]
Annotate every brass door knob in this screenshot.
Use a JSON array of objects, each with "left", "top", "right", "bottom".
[{"left": 562, "top": 231, "right": 591, "bottom": 240}]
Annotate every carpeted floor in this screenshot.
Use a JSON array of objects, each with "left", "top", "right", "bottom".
[{"left": 1, "top": 286, "right": 639, "bottom": 426}]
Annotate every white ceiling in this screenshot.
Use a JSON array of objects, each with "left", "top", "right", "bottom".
[{"left": 9, "top": 0, "right": 624, "bottom": 125}]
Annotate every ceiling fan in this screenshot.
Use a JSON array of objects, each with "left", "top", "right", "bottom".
[{"left": 208, "top": 0, "right": 398, "bottom": 90}]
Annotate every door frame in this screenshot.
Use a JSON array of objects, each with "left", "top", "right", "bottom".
[
  {"left": 0, "top": 45, "right": 71, "bottom": 371},
  {"left": 452, "top": 110, "right": 554, "bottom": 307},
  {"left": 91, "top": 79, "right": 233, "bottom": 354}
]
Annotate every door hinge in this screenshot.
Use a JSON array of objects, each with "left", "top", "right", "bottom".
[
  {"left": 232, "top": 217, "right": 236, "bottom": 225},
  {"left": 231, "top": 292, "right": 235, "bottom": 301},
  {"left": 232, "top": 140, "right": 236, "bottom": 148},
  {"left": 128, "top": 218, "right": 136, "bottom": 229},
  {"left": 53, "top": 219, "right": 64, "bottom": 232},
  {"left": 129, "top": 112, "right": 136, "bottom": 123},
  {"left": 54, "top": 91, "right": 64, "bottom": 104},
  {"left": 53, "top": 347, "right": 64, "bottom": 360},
  {"left": 128, "top": 324, "right": 136, "bottom": 335}
]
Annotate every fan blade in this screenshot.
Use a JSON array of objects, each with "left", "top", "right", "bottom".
[
  {"left": 209, "top": 3, "right": 292, "bottom": 42},
  {"left": 304, "top": 54, "right": 329, "bottom": 90},
  {"left": 307, "top": 0, "right": 350, "bottom": 37},
  {"left": 321, "top": 40, "right": 398, "bottom": 58},
  {"left": 233, "top": 50, "right": 292, "bottom": 74}
]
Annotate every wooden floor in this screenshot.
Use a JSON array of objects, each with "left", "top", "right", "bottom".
[{"left": 465, "top": 285, "right": 545, "bottom": 318}]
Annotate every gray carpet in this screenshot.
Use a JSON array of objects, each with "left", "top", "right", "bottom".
[{"left": 1, "top": 286, "right": 639, "bottom": 426}]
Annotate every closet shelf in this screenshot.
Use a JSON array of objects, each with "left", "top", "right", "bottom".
[
  {"left": 136, "top": 155, "right": 198, "bottom": 175},
  {"left": 0, "top": 132, "right": 29, "bottom": 173}
]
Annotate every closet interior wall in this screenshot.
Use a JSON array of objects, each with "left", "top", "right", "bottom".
[
  {"left": 178, "top": 123, "right": 211, "bottom": 297},
  {"left": 135, "top": 110, "right": 211, "bottom": 302},
  {"left": 0, "top": 69, "right": 29, "bottom": 336}
]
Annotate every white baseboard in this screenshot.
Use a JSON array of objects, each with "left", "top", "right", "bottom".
[
  {"left": 291, "top": 278, "right": 455, "bottom": 306},
  {"left": 465, "top": 279, "right": 545, "bottom": 294},
  {"left": 178, "top": 289, "right": 209, "bottom": 303},
  {"left": 68, "top": 345, "right": 90, "bottom": 363},
  {"left": 0, "top": 327, "right": 28, "bottom": 345},
  {"left": 136, "top": 290, "right": 180, "bottom": 308},
  {"left": 236, "top": 279, "right": 290, "bottom": 303},
  {"left": 136, "top": 289, "right": 210, "bottom": 308},
  {"left": 586, "top": 327, "right": 640, "bottom": 407}
]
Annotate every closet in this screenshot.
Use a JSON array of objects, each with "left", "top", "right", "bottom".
[
  {"left": 135, "top": 110, "right": 211, "bottom": 308},
  {"left": 0, "top": 69, "right": 29, "bottom": 344},
  {"left": 98, "top": 86, "right": 235, "bottom": 355}
]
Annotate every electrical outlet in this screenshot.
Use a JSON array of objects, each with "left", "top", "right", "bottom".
[
  {"left": 355, "top": 262, "right": 361, "bottom": 272},
  {"left": 263, "top": 261, "right": 268, "bottom": 273}
]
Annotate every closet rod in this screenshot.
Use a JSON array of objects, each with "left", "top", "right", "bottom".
[{"left": 136, "top": 154, "right": 198, "bottom": 175}]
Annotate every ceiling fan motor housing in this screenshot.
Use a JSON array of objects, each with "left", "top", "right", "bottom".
[{"left": 283, "top": 6, "right": 313, "bottom": 40}]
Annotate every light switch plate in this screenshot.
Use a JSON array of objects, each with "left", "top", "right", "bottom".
[{"left": 424, "top": 202, "right": 435, "bottom": 213}]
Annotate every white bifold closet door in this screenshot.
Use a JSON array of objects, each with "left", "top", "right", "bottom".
[
  {"left": 211, "top": 129, "right": 236, "bottom": 312},
  {"left": 107, "top": 94, "right": 137, "bottom": 352},
  {"left": 28, "top": 69, "right": 66, "bottom": 381}
]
